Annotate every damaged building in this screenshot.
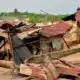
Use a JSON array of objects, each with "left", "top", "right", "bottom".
[
  {"left": 40, "top": 22, "right": 72, "bottom": 53},
  {"left": 21, "top": 22, "right": 72, "bottom": 54}
]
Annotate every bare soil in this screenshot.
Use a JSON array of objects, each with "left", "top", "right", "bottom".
[{"left": 0, "top": 67, "right": 12, "bottom": 80}]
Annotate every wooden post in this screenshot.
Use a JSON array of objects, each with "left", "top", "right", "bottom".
[
  {"left": 63, "top": 37, "right": 70, "bottom": 49},
  {"left": 7, "top": 27, "right": 13, "bottom": 60},
  {"left": 76, "top": 21, "right": 80, "bottom": 43},
  {"left": 7, "top": 27, "right": 15, "bottom": 72},
  {"left": 3, "top": 39, "right": 6, "bottom": 55}
]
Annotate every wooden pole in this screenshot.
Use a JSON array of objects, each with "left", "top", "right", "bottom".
[
  {"left": 7, "top": 27, "right": 15, "bottom": 71},
  {"left": 7, "top": 27, "right": 13, "bottom": 59},
  {"left": 63, "top": 37, "right": 70, "bottom": 49}
]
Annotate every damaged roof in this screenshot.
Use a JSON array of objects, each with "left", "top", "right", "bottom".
[
  {"left": 0, "top": 20, "right": 24, "bottom": 29},
  {"left": 41, "top": 22, "right": 71, "bottom": 38}
]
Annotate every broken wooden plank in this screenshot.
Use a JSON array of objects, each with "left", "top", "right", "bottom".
[{"left": 26, "top": 48, "right": 80, "bottom": 64}]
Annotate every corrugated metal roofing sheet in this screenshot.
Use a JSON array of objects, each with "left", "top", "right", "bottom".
[{"left": 41, "top": 22, "right": 71, "bottom": 38}]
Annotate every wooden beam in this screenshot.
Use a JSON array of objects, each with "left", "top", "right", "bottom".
[{"left": 63, "top": 37, "right": 70, "bottom": 49}]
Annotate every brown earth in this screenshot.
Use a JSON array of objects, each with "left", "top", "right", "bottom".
[{"left": 0, "top": 67, "right": 12, "bottom": 80}]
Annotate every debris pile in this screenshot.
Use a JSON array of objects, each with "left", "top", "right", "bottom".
[{"left": 0, "top": 8, "right": 80, "bottom": 80}]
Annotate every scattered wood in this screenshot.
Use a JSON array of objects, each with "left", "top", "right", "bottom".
[
  {"left": 19, "top": 63, "right": 47, "bottom": 80},
  {"left": 26, "top": 47, "right": 80, "bottom": 64}
]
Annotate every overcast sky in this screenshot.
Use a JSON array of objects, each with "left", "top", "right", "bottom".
[{"left": 0, "top": 0, "right": 80, "bottom": 14}]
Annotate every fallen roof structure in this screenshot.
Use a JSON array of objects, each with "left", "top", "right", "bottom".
[{"left": 40, "top": 22, "right": 71, "bottom": 38}]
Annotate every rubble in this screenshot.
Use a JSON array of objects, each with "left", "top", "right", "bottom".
[{"left": 0, "top": 8, "right": 80, "bottom": 80}]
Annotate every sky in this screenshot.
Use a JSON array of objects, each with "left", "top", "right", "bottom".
[{"left": 0, "top": 0, "right": 80, "bottom": 14}]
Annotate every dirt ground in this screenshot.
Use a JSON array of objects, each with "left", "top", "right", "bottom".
[{"left": 0, "top": 67, "right": 12, "bottom": 80}]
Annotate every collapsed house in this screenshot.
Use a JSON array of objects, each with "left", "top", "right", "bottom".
[
  {"left": 40, "top": 22, "right": 71, "bottom": 52},
  {"left": 0, "top": 20, "right": 28, "bottom": 60},
  {"left": 0, "top": 15, "right": 80, "bottom": 80},
  {"left": 0, "top": 20, "right": 39, "bottom": 61},
  {"left": 21, "top": 22, "right": 71, "bottom": 55},
  {"left": 0, "top": 20, "right": 72, "bottom": 56}
]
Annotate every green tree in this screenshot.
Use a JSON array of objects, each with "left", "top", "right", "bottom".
[{"left": 14, "top": 8, "right": 19, "bottom": 13}]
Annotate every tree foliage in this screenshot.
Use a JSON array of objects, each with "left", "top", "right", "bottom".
[{"left": 0, "top": 9, "right": 67, "bottom": 23}]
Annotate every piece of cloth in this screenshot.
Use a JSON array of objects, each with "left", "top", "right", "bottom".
[{"left": 11, "top": 35, "right": 32, "bottom": 65}]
